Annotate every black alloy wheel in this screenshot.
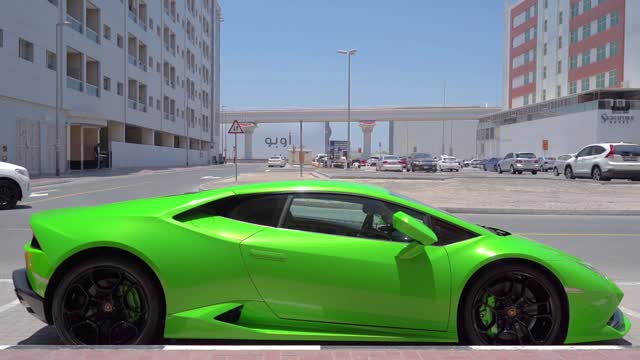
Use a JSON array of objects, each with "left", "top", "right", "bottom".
[
  {"left": 52, "top": 257, "right": 163, "bottom": 345},
  {"left": 462, "top": 265, "right": 564, "bottom": 345}
]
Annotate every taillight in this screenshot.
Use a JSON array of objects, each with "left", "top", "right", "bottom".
[
  {"left": 516, "top": 160, "right": 523, "bottom": 164},
  {"left": 383, "top": 161, "right": 389, "bottom": 164},
  {"left": 606, "top": 144, "right": 615, "bottom": 158},
  {"left": 534, "top": 160, "right": 539, "bottom": 164}
]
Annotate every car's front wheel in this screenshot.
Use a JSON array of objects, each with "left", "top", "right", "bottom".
[
  {"left": 461, "top": 264, "right": 565, "bottom": 345},
  {"left": 51, "top": 256, "right": 164, "bottom": 345},
  {"left": 565, "top": 166, "right": 575, "bottom": 179},
  {"left": 0, "top": 179, "right": 19, "bottom": 210},
  {"left": 553, "top": 167, "right": 559, "bottom": 176}
]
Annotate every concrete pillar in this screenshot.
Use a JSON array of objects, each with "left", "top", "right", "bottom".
[
  {"left": 358, "top": 121, "right": 376, "bottom": 159},
  {"left": 141, "top": 128, "right": 154, "bottom": 145},
  {"left": 108, "top": 121, "right": 125, "bottom": 144},
  {"left": 240, "top": 122, "right": 257, "bottom": 159},
  {"left": 388, "top": 120, "right": 394, "bottom": 154},
  {"left": 324, "top": 122, "right": 332, "bottom": 154}
]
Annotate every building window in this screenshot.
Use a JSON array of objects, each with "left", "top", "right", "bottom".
[
  {"left": 582, "top": 51, "right": 591, "bottom": 66},
  {"left": 19, "top": 38, "right": 35, "bottom": 62},
  {"left": 596, "top": 73, "right": 605, "bottom": 88},
  {"left": 557, "top": 36, "right": 562, "bottom": 49},
  {"left": 544, "top": 0, "right": 548, "bottom": 9},
  {"left": 611, "top": 11, "right": 619, "bottom": 26},
  {"left": 117, "top": 34, "right": 123, "bottom": 48},
  {"left": 103, "top": 76, "right": 111, "bottom": 91},
  {"left": 570, "top": 55, "right": 578, "bottom": 70},
  {"left": 597, "top": 15, "right": 607, "bottom": 33},
  {"left": 583, "top": 0, "right": 592, "bottom": 12},
  {"left": 570, "top": 81, "right": 577, "bottom": 95},
  {"left": 542, "top": 89, "right": 546, "bottom": 101},
  {"left": 581, "top": 78, "right": 590, "bottom": 92},
  {"left": 556, "top": 85, "right": 562, "bottom": 98},
  {"left": 596, "top": 46, "right": 606, "bottom": 61},
  {"left": 117, "top": 82, "right": 124, "bottom": 95},
  {"left": 523, "top": 94, "right": 529, "bottom": 106},
  {"left": 571, "top": 4, "right": 579, "bottom": 18},
  {"left": 570, "top": 30, "right": 578, "bottom": 44},
  {"left": 104, "top": 25, "right": 111, "bottom": 40},
  {"left": 149, "top": 18, "right": 154, "bottom": 29},
  {"left": 544, "top": 19, "right": 548, "bottom": 32},
  {"left": 543, "top": 42, "right": 548, "bottom": 55},
  {"left": 48, "top": 0, "right": 58, "bottom": 4},
  {"left": 609, "top": 70, "right": 618, "bottom": 87},
  {"left": 0, "top": 29, "right": 3, "bottom": 47},
  {"left": 149, "top": 96, "right": 153, "bottom": 107},
  {"left": 557, "top": 60, "right": 562, "bottom": 74},
  {"left": 610, "top": 41, "right": 619, "bottom": 57},
  {"left": 149, "top": 56, "right": 153, "bottom": 67},
  {"left": 46, "top": 50, "right": 56, "bottom": 70},
  {"left": 543, "top": 66, "right": 547, "bottom": 79},
  {"left": 156, "top": 99, "right": 160, "bottom": 110},
  {"left": 582, "top": 24, "right": 591, "bottom": 39},
  {"left": 531, "top": 93, "right": 536, "bottom": 104},
  {"left": 558, "top": 11, "right": 563, "bottom": 24}
]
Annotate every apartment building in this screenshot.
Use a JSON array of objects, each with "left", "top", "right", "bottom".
[
  {"left": 0, "top": 0, "right": 222, "bottom": 174},
  {"left": 504, "top": 0, "right": 640, "bottom": 109}
]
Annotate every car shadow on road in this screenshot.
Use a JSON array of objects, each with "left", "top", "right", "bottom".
[{"left": 17, "top": 326, "right": 62, "bottom": 345}]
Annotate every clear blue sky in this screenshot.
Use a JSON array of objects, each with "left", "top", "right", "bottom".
[{"left": 220, "top": 0, "right": 506, "bottom": 109}]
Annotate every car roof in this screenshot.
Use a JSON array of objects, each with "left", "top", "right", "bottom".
[{"left": 227, "top": 180, "right": 391, "bottom": 198}]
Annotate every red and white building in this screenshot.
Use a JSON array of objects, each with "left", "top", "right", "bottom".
[{"left": 504, "top": 0, "right": 640, "bottom": 109}]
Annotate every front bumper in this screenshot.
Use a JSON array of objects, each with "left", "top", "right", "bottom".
[
  {"left": 413, "top": 163, "right": 437, "bottom": 171},
  {"left": 12, "top": 268, "right": 47, "bottom": 323}
]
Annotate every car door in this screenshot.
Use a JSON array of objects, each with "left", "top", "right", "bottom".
[
  {"left": 575, "top": 146, "right": 593, "bottom": 175},
  {"left": 501, "top": 153, "right": 512, "bottom": 169},
  {"left": 240, "top": 193, "right": 451, "bottom": 331}
]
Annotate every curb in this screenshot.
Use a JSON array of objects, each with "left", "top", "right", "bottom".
[
  {"left": 444, "top": 208, "right": 640, "bottom": 216},
  {"left": 31, "top": 179, "right": 74, "bottom": 188}
]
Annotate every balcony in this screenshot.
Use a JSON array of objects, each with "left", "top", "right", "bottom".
[
  {"left": 128, "top": 99, "right": 137, "bottom": 110},
  {"left": 170, "top": 114, "right": 176, "bottom": 121},
  {"left": 138, "top": 18, "right": 147, "bottom": 31},
  {"left": 128, "top": 11, "right": 137, "bottom": 23},
  {"left": 66, "top": 76, "right": 83, "bottom": 92},
  {"left": 163, "top": 112, "right": 170, "bottom": 120},
  {"left": 138, "top": 61, "right": 147, "bottom": 71},
  {"left": 128, "top": 54, "right": 137, "bottom": 66},
  {"left": 165, "top": 78, "right": 170, "bottom": 86},
  {"left": 67, "top": 15, "right": 83, "bottom": 34},
  {"left": 139, "top": 103, "right": 147, "bottom": 112},
  {"left": 171, "top": 81, "right": 176, "bottom": 89},
  {"left": 86, "top": 83, "right": 100, "bottom": 97},
  {"left": 86, "top": 28, "right": 99, "bottom": 43}
]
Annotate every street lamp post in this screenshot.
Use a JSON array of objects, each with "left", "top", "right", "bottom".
[
  {"left": 55, "top": 4, "right": 70, "bottom": 177},
  {"left": 337, "top": 49, "right": 357, "bottom": 168}
]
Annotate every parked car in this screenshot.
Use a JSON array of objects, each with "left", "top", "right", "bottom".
[
  {"left": 470, "top": 159, "right": 484, "bottom": 168},
  {"left": 312, "top": 154, "right": 328, "bottom": 168},
  {"left": 462, "top": 159, "right": 471, "bottom": 168},
  {"left": 407, "top": 152, "right": 437, "bottom": 172},
  {"left": 552, "top": 154, "right": 574, "bottom": 176},
  {"left": 483, "top": 157, "right": 501, "bottom": 172},
  {"left": 332, "top": 156, "right": 348, "bottom": 168},
  {"left": 0, "top": 161, "right": 31, "bottom": 210},
  {"left": 267, "top": 156, "right": 287, "bottom": 168},
  {"left": 436, "top": 155, "right": 461, "bottom": 172},
  {"left": 399, "top": 157, "right": 408, "bottom": 170},
  {"left": 497, "top": 152, "right": 539, "bottom": 174},
  {"left": 366, "top": 156, "right": 380, "bottom": 167},
  {"left": 376, "top": 155, "right": 403, "bottom": 172},
  {"left": 538, "top": 157, "right": 556, "bottom": 172},
  {"left": 563, "top": 143, "right": 640, "bottom": 181}
]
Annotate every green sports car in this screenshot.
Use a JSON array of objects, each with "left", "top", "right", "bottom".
[{"left": 13, "top": 180, "right": 630, "bottom": 345}]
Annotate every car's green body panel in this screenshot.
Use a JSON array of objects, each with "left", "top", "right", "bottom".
[{"left": 24, "top": 180, "right": 630, "bottom": 344}]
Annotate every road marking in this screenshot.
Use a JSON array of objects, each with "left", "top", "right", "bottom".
[
  {"left": 163, "top": 345, "right": 322, "bottom": 351},
  {"left": 521, "top": 233, "right": 639, "bottom": 237},
  {"left": 29, "top": 192, "right": 50, "bottom": 198},
  {"left": 22, "top": 182, "right": 151, "bottom": 205},
  {"left": 617, "top": 282, "right": 640, "bottom": 286},
  {"left": 0, "top": 279, "right": 11, "bottom": 283},
  {"left": 200, "top": 176, "right": 221, "bottom": 180},
  {"left": 620, "top": 306, "right": 640, "bottom": 319},
  {"left": 470, "top": 345, "right": 627, "bottom": 350},
  {"left": 0, "top": 300, "right": 19, "bottom": 314}
]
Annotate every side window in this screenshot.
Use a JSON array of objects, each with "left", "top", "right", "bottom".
[
  {"left": 592, "top": 146, "right": 606, "bottom": 155},
  {"left": 577, "top": 146, "right": 592, "bottom": 157},
  {"left": 178, "top": 194, "right": 289, "bottom": 227},
  {"left": 282, "top": 194, "right": 424, "bottom": 242},
  {"left": 428, "top": 216, "right": 478, "bottom": 245},
  {"left": 505, "top": 153, "right": 513, "bottom": 159}
]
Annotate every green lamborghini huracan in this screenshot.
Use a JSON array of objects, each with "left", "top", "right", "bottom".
[{"left": 13, "top": 180, "right": 630, "bottom": 345}]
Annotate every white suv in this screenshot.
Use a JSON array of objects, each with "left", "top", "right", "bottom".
[
  {"left": 0, "top": 161, "right": 31, "bottom": 210},
  {"left": 564, "top": 143, "right": 640, "bottom": 181}
]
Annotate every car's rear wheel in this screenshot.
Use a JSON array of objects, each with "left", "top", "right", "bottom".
[
  {"left": 553, "top": 167, "right": 559, "bottom": 176},
  {"left": 531, "top": 171, "right": 537, "bottom": 175},
  {"left": 461, "top": 264, "right": 564, "bottom": 345},
  {"left": 0, "top": 179, "right": 19, "bottom": 210},
  {"left": 510, "top": 166, "right": 516, "bottom": 174},
  {"left": 51, "top": 256, "right": 163, "bottom": 345}
]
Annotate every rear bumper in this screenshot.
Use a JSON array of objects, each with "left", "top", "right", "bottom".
[
  {"left": 603, "top": 168, "right": 640, "bottom": 179},
  {"left": 412, "top": 164, "right": 437, "bottom": 171},
  {"left": 379, "top": 165, "right": 403, "bottom": 171},
  {"left": 12, "top": 268, "right": 47, "bottom": 323}
]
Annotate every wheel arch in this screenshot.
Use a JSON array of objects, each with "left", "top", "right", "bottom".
[
  {"left": 0, "top": 177, "right": 22, "bottom": 200},
  {"left": 43, "top": 246, "right": 166, "bottom": 325},
  {"left": 455, "top": 257, "right": 569, "bottom": 343}
]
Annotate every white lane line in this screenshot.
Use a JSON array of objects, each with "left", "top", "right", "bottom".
[
  {"left": 29, "top": 192, "right": 49, "bottom": 198},
  {"left": 200, "top": 176, "right": 221, "bottom": 180},
  {"left": 616, "top": 282, "right": 640, "bottom": 286},
  {"left": 0, "top": 279, "right": 11, "bottom": 283},
  {"left": 470, "top": 345, "right": 628, "bottom": 350},
  {"left": 620, "top": 306, "right": 640, "bottom": 319},
  {"left": 163, "top": 345, "right": 322, "bottom": 351},
  {"left": 0, "top": 300, "right": 19, "bottom": 314}
]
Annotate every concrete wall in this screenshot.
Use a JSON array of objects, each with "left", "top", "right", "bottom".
[
  {"left": 110, "top": 141, "right": 208, "bottom": 168},
  {"left": 393, "top": 120, "right": 479, "bottom": 159}
]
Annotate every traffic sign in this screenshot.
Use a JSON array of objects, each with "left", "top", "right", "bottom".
[
  {"left": 228, "top": 120, "right": 244, "bottom": 134},
  {"left": 542, "top": 139, "right": 549, "bottom": 151}
]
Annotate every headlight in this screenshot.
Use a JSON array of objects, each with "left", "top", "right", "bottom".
[
  {"left": 15, "top": 168, "right": 29, "bottom": 178},
  {"left": 580, "top": 262, "right": 608, "bottom": 279}
]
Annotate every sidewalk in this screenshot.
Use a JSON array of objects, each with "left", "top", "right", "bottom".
[{"left": 200, "top": 170, "right": 640, "bottom": 215}]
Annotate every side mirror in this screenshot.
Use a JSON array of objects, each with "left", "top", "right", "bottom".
[{"left": 392, "top": 211, "right": 438, "bottom": 246}]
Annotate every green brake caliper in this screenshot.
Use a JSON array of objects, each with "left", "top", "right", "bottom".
[
  {"left": 478, "top": 293, "right": 498, "bottom": 337},
  {"left": 121, "top": 282, "right": 142, "bottom": 322}
]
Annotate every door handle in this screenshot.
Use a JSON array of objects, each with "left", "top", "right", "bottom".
[{"left": 249, "top": 249, "right": 287, "bottom": 262}]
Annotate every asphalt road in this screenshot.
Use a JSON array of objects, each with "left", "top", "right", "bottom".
[{"left": 0, "top": 166, "right": 638, "bottom": 345}]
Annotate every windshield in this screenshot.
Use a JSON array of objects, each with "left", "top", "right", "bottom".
[
  {"left": 516, "top": 153, "right": 536, "bottom": 159},
  {"left": 614, "top": 145, "right": 640, "bottom": 156},
  {"left": 414, "top": 153, "right": 432, "bottom": 159},
  {"left": 269, "top": 157, "right": 281, "bottom": 160},
  {"left": 384, "top": 156, "right": 400, "bottom": 160}
]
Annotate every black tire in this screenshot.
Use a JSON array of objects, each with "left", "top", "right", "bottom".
[
  {"left": 0, "top": 179, "right": 19, "bottom": 210},
  {"left": 517, "top": 171, "right": 523, "bottom": 175},
  {"left": 564, "top": 166, "right": 575, "bottom": 179},
  {"left": 460, "top": 263, "right": 565, "bottom": 345},
  {"left": 553, "top": 167, "right": 559, "bottom": 177},
  {"left": 51, "top": 256, "right": 164, "bottom": 345},
  {"left": 531, "top": 171, "right": 537, "bottom": 175},
  {"left": 510, "top": 166, "right": 516, "bottom": 174},
  {"left": 498, "top": 166, "right": 503, "bottom": 174}
]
